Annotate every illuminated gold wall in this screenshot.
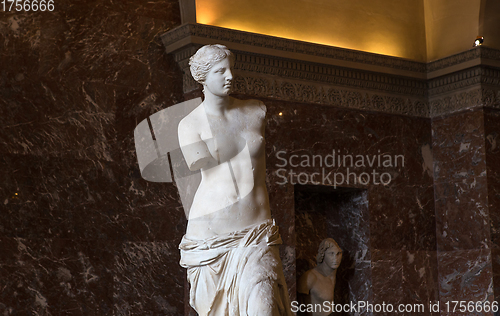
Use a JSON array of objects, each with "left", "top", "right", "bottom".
[
  {"left": 424, "top": 0, "right": 500, "bottom": 61},
  {"left": 424, "top": 0, "right": 480, "bottom": 61},
  {"left": 480, "top": 0, "right": 500, "bottom": 52},
  {"left": 196, "top": 0, "right": 427, "bottom": 61},
  {"left": 195, "top": 0, "right": 500, "bottom": 62}
]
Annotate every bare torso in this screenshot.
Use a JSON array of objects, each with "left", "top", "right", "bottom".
[
  {"left": 178, "top": 97, "right": 271, "bottom": 239},
  {"left": 308, "top": 269, "right": 335, "bottom": 306},
  {"left": 298, "top": 267, "right": 336, "bottom": 316}
]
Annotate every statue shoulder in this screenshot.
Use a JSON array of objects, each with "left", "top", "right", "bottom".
[
  {"left": 253, "top": 99, "right": 266, "bottom": 113},
  {"left": 297, "top": 269, "right": 318, "bottom": 294},
  {"left": 233, "top": 97, "right": 266, "bottom": 119}
]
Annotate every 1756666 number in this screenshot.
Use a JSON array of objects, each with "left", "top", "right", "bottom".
[
  {"left": 445, "top": 301, "right": 499, "bottom": 313},
  {"left": 2, "top": 0, "right": 54, "bottom": 11}
]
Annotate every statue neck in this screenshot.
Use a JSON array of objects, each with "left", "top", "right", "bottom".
[{"left": 203, "top": 90, "right": 231, "bottom": 116}]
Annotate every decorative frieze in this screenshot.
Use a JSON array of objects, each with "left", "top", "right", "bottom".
[
  {"left": 161, "top": 23, "right": 500, "bottom": 118},
  {"left": 482, "top": 88, "right": 500, "bottom": 109},
  {"left": 430, "top": 88, "right": 500, "bottom": 117},
  {"left": 430, "top": 89, "right": 483, "bottom": 117},
  {"left": 429, "top": 67, "right": 500, "bottom": 116},
  {"left": 232, "top": 74, "right": 429, "bottom": 117}
]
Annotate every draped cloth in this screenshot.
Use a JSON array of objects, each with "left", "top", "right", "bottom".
[{"left": 179, "top": 220, "right": 292, "bottom": 316}]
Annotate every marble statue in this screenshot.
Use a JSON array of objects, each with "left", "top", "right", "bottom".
[
  {"left": 176, "top": 44, "right": 292, "bottom": 316},
  {"left": 297, "top": 238, "right": 343, "bottom": 316}
]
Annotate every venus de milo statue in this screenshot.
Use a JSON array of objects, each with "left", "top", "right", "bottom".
[{"left": 175, "top": 44, "right": 292, "bottom": 316}]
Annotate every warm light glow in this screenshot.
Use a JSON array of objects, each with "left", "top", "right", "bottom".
[
  {"left": 279, "top": 112, "right": 283, "bottom": 116},
  {"left": 196, "top": 10, "right": 214, "bottom": 25},
  {"left": 196, "top": 0, "right": 428, "bottom": 61}
]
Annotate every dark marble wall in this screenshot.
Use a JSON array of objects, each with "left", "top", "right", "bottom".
[
  {"left": 259, "top": 99, "right": 438, "bottom": 315},
  {"left": 0, "top": 1, "right": 188, "bottom": 314},
  {"left": 485, "top": 108, "right": 500, "bottom": 305},
  {"left": 431, "top": 108, "right": 495, "bottom": 315}
]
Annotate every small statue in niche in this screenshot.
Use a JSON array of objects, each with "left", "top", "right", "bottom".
[
  {"left": 176, "top": 44, "right": 292, "bottom": 316},
  {"left": 297, "top": 238, "right": 343, "bottom": 316}
]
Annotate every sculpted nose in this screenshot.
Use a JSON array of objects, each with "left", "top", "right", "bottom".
[{"left": 226, "top": 69, "right": 233, "bottom": 81}]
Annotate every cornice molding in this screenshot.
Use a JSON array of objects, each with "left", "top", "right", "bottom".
[
  {"left": 429, "top": 67, "right": 483, "bottom": 97},
  {"left": 427, "top": 47, "right": 500, "bottom": 73},
  {"left": 234, "top": 52, "right": 427, "bottom": 97},
  {"left": 161, "top": 24, "right": 427, "bottom": 77},
  {"left": 428, "top": 67, "right": 500, "bottom": 100},
  {"left": 161, "top": 23, "right": 500, "bottom": 118}
]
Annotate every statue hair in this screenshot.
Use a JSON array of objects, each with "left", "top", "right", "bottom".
[
  {"left": 189, "top": 44, "right": 235, "bottom": 84},
  {"left": 316, "top": 238, "right": 340, "bottom": 265}
]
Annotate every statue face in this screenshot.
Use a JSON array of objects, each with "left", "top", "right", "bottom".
[
  {"left": 323, "top": 245, "right": 342, "bottom": 269},
  {"left": 204, "top": 58, "right": 233, "bottom": 97}
]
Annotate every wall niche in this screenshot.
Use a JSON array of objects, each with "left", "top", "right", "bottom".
[{"left": 295, "top": 185, "right": 372, "bottom": 315}]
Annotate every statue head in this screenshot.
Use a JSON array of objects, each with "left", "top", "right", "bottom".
[
  {"left": 189, "top": 44, "right": 235, "bottom": 85},
  {"left": 316, "top": 238, "right": 342, "bottom": 269}
]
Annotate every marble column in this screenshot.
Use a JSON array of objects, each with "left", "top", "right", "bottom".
[
  {"left": 485, "top": 108, "right": 500, "bottom": 306},
  {"left": 431, "top": 95, "right": 498, "bottom": 315}
]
